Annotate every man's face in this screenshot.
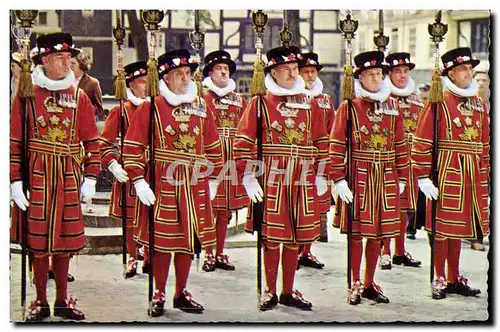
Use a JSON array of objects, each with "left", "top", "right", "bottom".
[
  {"left": 11, "top": 62, "right": 21, "bottom": 81},
  {"left": 300, "top": 66, "right": 318, "bottom": 90},
  {"left": 209, "top": 63, "right": 229, "bottom": 88},
  {"left": 389, "top": 65, "right": 410, "bottom": 89},
  {"left": 448, "top": 63, "right": 473, "bottom": 89},
  {"left": 165, "top": 66, "right": 191, "bottom": 95},
  {"left": 271, "top": 62, "right": 299, "bottom": 90},
  {"left": 69, "top": 57, "right": 83, "bottom": 78},
  {"left": 474, "top": 72, "right": 490, "bottom": 90},
  {"left": 42, "top": 52, "right": 71, "bottom": 80},
  {"left": 359, "top": 68, "right": 384, "bottom": 93},
  {"left": 129, "top": 76, "right": 147, "bottom": 99}
]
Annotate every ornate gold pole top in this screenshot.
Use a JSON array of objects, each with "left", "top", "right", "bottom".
[{"left": 373, "top": 10, "right": 389, "bottom": 52}]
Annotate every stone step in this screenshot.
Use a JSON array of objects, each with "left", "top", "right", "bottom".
[{"left": 91, "top": 191, "right": 111, "bottom": 205}]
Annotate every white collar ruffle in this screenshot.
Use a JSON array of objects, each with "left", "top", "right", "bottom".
[
  {"left": 202, "top": 77, "right": 236, "bottom": 97},
  {"left": 126, "top": 88, "right": 148, "bottom": 106},
  {"left": 389, "top": 77, "right": 416, "bottom": 97},
  {"left": 355, "top": 76, "right": 392, "bottom": 102},
  {"left": 304, "top": 77, "right": 324, "bottom": 97},
  {"left": 159, "top": 79, "right": 197, "bottom": 106},
  {"left": 32, "top": 65, "right": 75, "bottom": 91},
  {"left": 265, "top": 73, "right": 306, "bottom": 96},
  {"left": 442, "top": 76, "right": 478, "bottom": 97}
]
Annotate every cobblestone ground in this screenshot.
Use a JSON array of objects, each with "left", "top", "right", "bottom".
[{"left": 10, "top": 223, "right": 489, "bottom": 323}]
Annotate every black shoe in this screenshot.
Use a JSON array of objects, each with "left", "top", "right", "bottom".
[
  {"left": 48, "top": 269, "right": 75, "bottom": 282},
  {"left": 259, "top": 292, "right": 278, "bottom": 311},
  {"left": 392, "top": 252, "right": 421, "bottom": 267},
  {"left": 53, "top": 298, "right": 85, "bottom": 321},
  {"left": 125, "top": 257, "right": 138, "bottom": 279},
  {"left": 447, "top": 276, "right": 481, "bottom": 297},
  {"left": 202, "top": 253, "right": 216, "bottom": 272},
  {"left": 349, "top": 281, "right": 363, "bottom": 305},
  {"left": 406, "top": 233, "right": 416, "bottom": 240},
  {"left": 379, "top": 254, "right": 392, "bottom": 270},
  {"left": 318, "top": 236, "right": 328, "bottom": 243},
  {"left": 142, "top": 262, "right": 150, "bottom": 275},
  {"left": 278, "top": 290, "right": 312, "bottom": 310},
  {"left": 173, "top": 289, "right": 204, "bottom": 313},
  {"left": 26, "top": 300, "right": 51, "bottom": 322},
  {"left": 432, "top": 277, "right": 447, "bottom": 300},
  {"left": 298, "top": 253, "right": 325, "bottom": 269},
  {"left": 215, "top": 254, "right": 235, "bottom": 271},
  {"left": 362, "top": 283, "right": 389, "bottom": 303},
  {"left": 149, "top": 291, "right": 165, "bottom": 317}
]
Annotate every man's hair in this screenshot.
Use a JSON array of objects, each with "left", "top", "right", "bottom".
[
  {"left": 473, "top": 70, "right": 489, "bottom": 79},
  {"left": 74, "top": 49, "right": 91, "bottom": 72}
]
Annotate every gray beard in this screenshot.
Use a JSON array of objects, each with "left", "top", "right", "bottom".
[{"left": 305, "top": 80, "right": 314, "bottom": 89}]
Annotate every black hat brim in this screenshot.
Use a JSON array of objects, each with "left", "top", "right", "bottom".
[
  {"left": 202, "top": 59, "right": 236, "bottom": 77},
  {"left": 389, "top": 62, "right": 416, "bottom": 71},
  {"left": 264, "top": 60, "right": 300, "bottom": 74},
  {"left": 299, "top": 63, "right": 323, "bottom": 72},
  {"left": 441, "top": 59, "right": 480, "bottom": 76},
  {"left": 159, "top": 63, "right": 199, "bottom": 79},
  {"left": 354, "top": 64, "right": 390, "bottom": 79}
]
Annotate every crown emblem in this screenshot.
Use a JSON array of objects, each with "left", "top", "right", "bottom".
[
  {"left": 172, "top": 107, "right": 191, "bottom": 123},
  {"left": 44, "top": 95, "right": 64, "bottom": 114},
  {"left": 277, "top": 103, "right": 300, "bottom": 118}
]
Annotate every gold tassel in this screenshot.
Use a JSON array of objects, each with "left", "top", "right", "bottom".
[
  {"left": 114, "top": 68, "right": 127, "bottom": 101},
  {"left": 193, "top": 70, "right": 203, "bottom": 97},
  {"left": 251, "top": 60, "right": 266, "bottom": 96},
  {"left": 341, "top": 65, "right": 355, "bottom": 101},
  {"left": 146, "top": 58, "right": 159, "bottom": 97},
  {"left": 17, "top": 59, "right": 34, "bottom": 99},
  {"left": 429, "top": 69, "right": 443, "bottom": 103}
]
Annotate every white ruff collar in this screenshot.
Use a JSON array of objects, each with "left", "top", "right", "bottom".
[
  {"left": 304, "top": 77, "right": 324, "bottom": 97},
  {"left": 442, "top": 76, "right": 478, "bottom": 98},
  {"left": 159, "top": 79, "right": 197, "bottom": 106},
  {"left": 32, "top": 65, "right": 75, "bottom": 91},
  {"left": 202, "top": 77, "right": 236, "bottom": 97},
  {"left": 355, "top": 76, "right": 392, "bottom": 102},
  {"left": 126, "top": 88, "right": 148, "bottom": 106},
  {"left": 265, "top": 74, "right": 306, "bottom": 96},
  {"left": 389, "top": 77, "right": 416, "bottom": 97}
]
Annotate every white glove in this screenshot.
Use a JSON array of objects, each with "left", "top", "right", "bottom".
[
  {"left": 242, "top": 174, "right": 264, "bottom": 203},
  {"left": 335, "top": 179, "right": 353, "bottom": 204},
  {"left": 399, "top": 182, "right": 406, "bottom": 195},
  {"left": 418, "top": 178, "right": 439, "bottom": 200},
  {"left": 80, "top": 177, "right": 96, "bottom": 203},
  {"left": 315, "top": 176, "right": 328, "bottom": 196},
  {"left": 11, "top": 181, "right": 29, "bottom": 211},
  {"left": 108, "top": 160, "right": 129, "bottom": 183},
  {"left": 209, "top": 180, "right": 219, "bottom": 201},
  {"left": 134, "top": 179, "right": 156, "bottom": 206}
]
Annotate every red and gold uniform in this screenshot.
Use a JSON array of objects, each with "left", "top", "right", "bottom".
[
  {"left": 99, "top": 60, "right": 149, "bottom": 277},
  {"left": 330, "top": 50, "right": 409, "bottom": 304},
  {"left": 234, "top": 46, "right": 329, "bottom": 310},
  {"left": 10, "top": 86, "right": 100, "bottom": 253},
  {"left": 10, "top": 32, "right": 99, "bottom": 321},
  {"left": 201, "top": 63, "right": 248, "bottom": 270},
  {"left": 412, "top": 47, "right": 487, "bottom": 298},
  {"left": 380, "top": 52, "right": 423, "bottom": 268},
  {"left": 122, "top": 49, "right": 223, "bottom": 314}
]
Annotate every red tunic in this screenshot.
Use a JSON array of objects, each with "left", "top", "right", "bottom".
[
  {"left": 203, "top": 90, "right": 248, "bottom": 211},
  {"left": 390, "top": 92, "right": 424, "bottom": 211},
  {"left": 123, "top": 96, "right": 223, "bottom": 254},
  {"left": 10, "top": 86, "right": 101, "bottom": 254},
  {"left": 99, "top": 101, "right": 140, "bottom": 229},
  {"left": 313, "top": 92, "right": 335, "bottom": 215},
  {"left": 233, "top": 92, "right": 330, "bottom": 244},
  {"left": 412, "top": 90, "right": 490, "bottom": 239},
  {"left": 330, "top": 96, "right": 409, "bottom": 239}
]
